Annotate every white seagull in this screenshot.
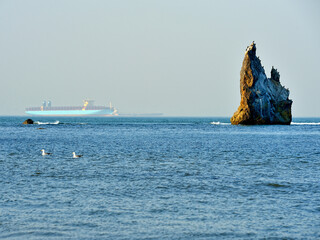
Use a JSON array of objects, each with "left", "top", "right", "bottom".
[
  {"left": 41, "top": 149, "right": 52, "bottom": 156},
  {"left": 73, "top": 152, "right": 82, "bottom": 158}
]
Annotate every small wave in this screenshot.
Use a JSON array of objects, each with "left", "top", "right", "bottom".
[
  {"left": 291, "top": 122, "right": 320, "bottom": 125},
  {"left": 210, "top": 121, "right": 230, "bottom": 125},
  {"left": 34, "top": 120, "right": 60, "bottom": 125}
]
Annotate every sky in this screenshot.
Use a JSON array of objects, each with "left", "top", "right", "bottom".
[{"left": 0, "top": 0, "right": 319, "bottom": 117}]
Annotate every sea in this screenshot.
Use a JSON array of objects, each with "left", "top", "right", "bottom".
[{"left": 0, "top": 116, "right": 319, "bottom": 240}]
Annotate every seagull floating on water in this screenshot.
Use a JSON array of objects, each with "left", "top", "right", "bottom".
[
  {"left": 41, "top": 149, "right": 52, "bottom": 156},
  {"left": 73, "top": 152, "right": 82, "bottom": 158}
]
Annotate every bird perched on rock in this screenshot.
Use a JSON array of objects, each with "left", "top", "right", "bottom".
[
  {"left": 73, "top": 152, "right": 82, "bottom": 158},
  {"left": 41, "top": 149, "right": 52, "bottom": 156}
]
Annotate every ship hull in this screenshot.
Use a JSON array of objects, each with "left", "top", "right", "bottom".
[{"left": 25, "top": 109, "right": 116, "bottom": 116}]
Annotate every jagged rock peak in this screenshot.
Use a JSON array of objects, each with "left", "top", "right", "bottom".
[
  {"left": 230, "top": 42, "right": 292, "bottom": 125},
  {"left": 246, "top": 41, "right": 256, "bottom": 56},
  {"left": 271, "top": 66, "right": 280, "bottom": 82}
]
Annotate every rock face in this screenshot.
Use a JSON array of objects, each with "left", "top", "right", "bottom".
[
  {"left": 23, "top": 119, "right": 34, "bottom": 124},
  {"left": 231, "top": 42, "right": 292, "bottom": 125}
]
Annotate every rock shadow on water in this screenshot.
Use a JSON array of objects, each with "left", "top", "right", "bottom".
[{"left": 265, "top": 183, "right": 290, "bottom": 188}]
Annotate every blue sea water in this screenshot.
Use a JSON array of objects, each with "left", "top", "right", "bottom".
[{"left": 0, "top": 116, "right": 320, "bottom": 239}]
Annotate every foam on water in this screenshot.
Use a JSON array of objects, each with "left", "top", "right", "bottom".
[
  {"left": 291, "top": 122, "right": 320, "bottom": 125},
  {"left": 210, "top": 121, "right": 230, "bottom": 125},
  {"left": 34, "top": 120, "right": 60, "bottom": 125}
]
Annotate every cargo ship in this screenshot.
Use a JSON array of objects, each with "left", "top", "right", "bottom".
[{"left": 25, "top": 100, "right": 118, "bottom": 116}]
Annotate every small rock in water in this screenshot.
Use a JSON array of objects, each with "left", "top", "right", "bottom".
[
  {"left": 231, "top": 42, "right": 292, "bottom": 125},
  {"left": 23, "top": 119, "right": 34, "bottom": 124}
]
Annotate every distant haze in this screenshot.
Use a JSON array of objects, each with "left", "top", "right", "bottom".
[{"left": 1, "top": 0, "right": 319, "bottom": 116}]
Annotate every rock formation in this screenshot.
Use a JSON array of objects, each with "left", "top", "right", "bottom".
[
  {"left": 23, "top": 119, "right": 34, "bottom": 124},
  {"left": 231, "top": 42, "right": 292, "bottom": 125}
]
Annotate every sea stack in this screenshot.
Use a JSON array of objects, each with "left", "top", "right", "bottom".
[{"left": 231, "top": 42, "right": 292, "bottom": 125}]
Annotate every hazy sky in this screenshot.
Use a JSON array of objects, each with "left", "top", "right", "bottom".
[{"left": 1, "top": 0, "right": 319, "bottom": 116}]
